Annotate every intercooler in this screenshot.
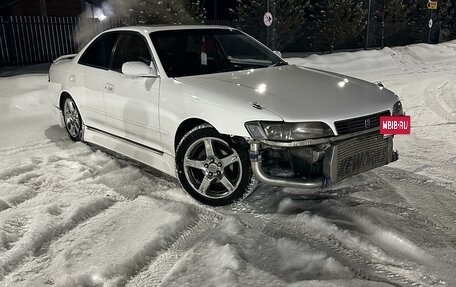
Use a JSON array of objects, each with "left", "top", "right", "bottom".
[{"left": 324, "top": 132, "right": 394, "bottom": 182}]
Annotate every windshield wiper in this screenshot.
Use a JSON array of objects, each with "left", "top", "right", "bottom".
[{"left": 269, "top": 60, "right": 288, "bottom": 68}]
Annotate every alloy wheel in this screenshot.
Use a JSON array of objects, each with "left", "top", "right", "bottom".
[
  {"left": 63, "top": 98, "right": 81, "bottom": 139},
  {"left": 183, "top": 137, "right": 242, "bottom": 199}
]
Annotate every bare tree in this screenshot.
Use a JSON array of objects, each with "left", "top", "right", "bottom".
[
  {"left": 383, "top": 0, "right": 408, "bottom": 42},
  {"left": 310, "top": 0, "right": 365, "bottom": 52},
  {"left": 231, "top": 0, "right": 309, "bottom": 51},
  {"left": 406, "top": 0, "right": 453, "bottom": 43},
  {"left": 129, "top": 0, "right": 206, "bottom": 25}
]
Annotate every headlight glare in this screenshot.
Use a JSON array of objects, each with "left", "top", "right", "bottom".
[{"left": 393, "top": 100, "right": 404, "bottom": 116}]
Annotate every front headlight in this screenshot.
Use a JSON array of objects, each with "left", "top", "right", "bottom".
[
  {"left": 245, "top": 121, "right": 334, "bottom": 141},
  {"left": 392, "top": 100, "right": 404, "bottom": 115}
]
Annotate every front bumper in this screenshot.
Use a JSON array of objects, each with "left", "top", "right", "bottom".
[{"left": 249, "top": 129, "right": 399, "bottom": 189}]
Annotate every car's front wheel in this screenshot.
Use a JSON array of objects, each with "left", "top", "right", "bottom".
[
  {"left": 176, "top": 124, "right": 255, "bottom": 206},
  {"left": 63, "top": 97, "right": 83, "bottom": 141}
]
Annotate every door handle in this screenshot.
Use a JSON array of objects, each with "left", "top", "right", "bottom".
[{"left": 105, "top": 83, "right": 114, "bottom": 93}]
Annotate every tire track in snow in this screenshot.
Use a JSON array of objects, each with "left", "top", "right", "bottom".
[
  {"left": 0, "top": 161, "right": 119, "bottom": 278},
  {"left": 48, "top": 199, "right": 208, "bottom": 287},
  {"left": 0, "top": 163, "right": 36, "bottom": 181},
  {"left": 372, "top": 168, "right": 456, "bottom": 286},
  {"left": 0, "top": 139, "right": 207, "bottom": 285},
  {"left": 376, "top": 168, "right": 456, "bottom": 236},
  {"left": 125, "top": 208, "right": 224, "bottom": 287},
  {"left": 0, "top": 186, "right": 39, "bottom": 218},
  {"left": 0, "top": 138, "right": 68, "bottom": 156},
  {"left": 230, "top": 201, "right": 441, "bottom": 287},
  {"left": 0, "top": 212, "right": 29, "bottom": 253},
  {"left": 0, "top": 198, "right": 117, "bottom": 279},
  {"left": 0, "top": 159, "right": 69, "bottom": 217},
  {"left": 0, "top": 142, "right": 118, "bottom": 218},
  {"left": 425, "top": 74, "right": 456, "bottom": 123},
  {"left": 0, "top": 200, "right": 10, "bottom": 212}
]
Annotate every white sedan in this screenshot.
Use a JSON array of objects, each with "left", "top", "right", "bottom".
[{"left": 48, "top": 25, "right": 402, "bottom": 206}]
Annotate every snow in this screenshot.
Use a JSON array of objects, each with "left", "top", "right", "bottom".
[{"left": 1, "top": 41, "right": 456, "bottom": 286}]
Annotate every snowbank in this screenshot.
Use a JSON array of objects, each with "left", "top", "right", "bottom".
[{"left": 287, "top": 40, "right": 456, "bottom": 78}]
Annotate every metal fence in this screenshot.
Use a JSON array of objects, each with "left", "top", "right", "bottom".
[
  {"left": 0, "top": 16, "right": 232, "bottom": 67},
  {"left": 206, "top": 20, "right": 232, "bottom": 26},
  {"left": 0, "top": 16, "right": 126, "bottom": 67}
]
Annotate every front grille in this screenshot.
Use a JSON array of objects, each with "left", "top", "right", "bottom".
[
  {"left": 335, "top": 111, "right": 390, "bottom": 135},
  {"left": 336, "top": 133, "right": 391, "bottom": 181}
]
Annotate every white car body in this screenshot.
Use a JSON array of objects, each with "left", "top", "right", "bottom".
[{"left": 48, "top": 25, "right": 401, "bottom": 203}]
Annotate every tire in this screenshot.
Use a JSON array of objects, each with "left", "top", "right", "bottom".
[
  {"left": 62, "top": 97, "right": 83, "bottom": 141},
  {"left": 176, "top": 124, "right": 255, "bottom": 206}
]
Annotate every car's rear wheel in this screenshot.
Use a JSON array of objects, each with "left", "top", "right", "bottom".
[
  {"left": 176, "top": 124, "right": 255, "bottom": 206},
  {"left": 63, "top": 97, "right": 82, "bottom": 141}
]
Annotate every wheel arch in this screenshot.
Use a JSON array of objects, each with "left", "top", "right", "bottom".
[
  {"left": 174, "top": 118, "right": 212, "bottom": 151},
  {"left": 59, "top": 90, "right": 86, "bottom": 126},
  {"left": 174, "top": 118, "right": 251, "bottom": 153},
  {"left": 59, "top": 91, "right": 73, "bottom": 111}
]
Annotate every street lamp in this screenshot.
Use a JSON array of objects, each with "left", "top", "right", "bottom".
[
  {"left": 266, "top": 0, "right": 270, "bottom": 48},
  {"left": 365, "top": 0, "right": 372, "bottom": 49}
]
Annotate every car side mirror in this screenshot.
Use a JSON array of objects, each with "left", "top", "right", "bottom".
[
  {"left": 122, "top": 61, "right": 158, "bottom": 77},
  {"left": 273, "top": 51, "right": 282, "bottom": 58}
]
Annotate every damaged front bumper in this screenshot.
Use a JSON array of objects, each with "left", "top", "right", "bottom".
[{"left": 248, "top": 128, "right": 399, "bottom": 189}]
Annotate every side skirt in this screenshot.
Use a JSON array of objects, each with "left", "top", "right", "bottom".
[{"left": 83, "top": 125, "right": 176, "bottom": 178}]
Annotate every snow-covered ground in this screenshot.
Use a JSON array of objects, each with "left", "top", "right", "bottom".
[{"left": 1, "top": 41, "right": 456, "bottom": 287}]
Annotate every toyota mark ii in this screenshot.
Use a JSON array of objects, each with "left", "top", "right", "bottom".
[{"left": 48, "top": 26, "right": 402, "bottom": 206}]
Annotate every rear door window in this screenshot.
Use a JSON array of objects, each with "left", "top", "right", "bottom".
[{"left": 79, "top": 32, "right": 118, "bottom": 69}]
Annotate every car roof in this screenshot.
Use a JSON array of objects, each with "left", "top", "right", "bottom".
[{"left": 106, "top": 25, "right": 234, "bottom": 34}]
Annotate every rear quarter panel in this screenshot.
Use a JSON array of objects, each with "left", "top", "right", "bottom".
[
  {"left": 48, "top": 59, "right": 76, "bottom": 125},
  {"left": 48, "top": 60, "right": 74, "bottom": 107}
]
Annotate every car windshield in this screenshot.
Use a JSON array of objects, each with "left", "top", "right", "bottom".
[{"left": 150, "top": 29, "right": 287, "bottom": 77}]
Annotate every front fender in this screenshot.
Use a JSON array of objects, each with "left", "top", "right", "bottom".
[{"left": 159, "top": 79, "right": 283, "bottom": 156}]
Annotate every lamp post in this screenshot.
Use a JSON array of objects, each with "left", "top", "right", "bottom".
[
  {"left": 365, "top": 0, "right": 372, "bottom": 49},
  {"left": 428, "top": 9, "right": 433, "bottom": 44},
  {"left": 381, "top": 0, "right": 386, "bottom": 48},
  {"left": 39, "top": 0, "right": 47, "bottom": 16},
  {"left": 266, "top": 0, "right": 270, "bottom": 48}
]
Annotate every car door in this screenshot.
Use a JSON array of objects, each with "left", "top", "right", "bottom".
[
  {"left": 70, "top": 32, "right": 119, "bottom": 130},
  {"left": 103, "top": 32, "right": 162, "bottom": 152}
]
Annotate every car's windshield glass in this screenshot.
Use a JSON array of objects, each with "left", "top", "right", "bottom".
[{"left": 150, "top": 29, "right": 286, "bottom": 77}]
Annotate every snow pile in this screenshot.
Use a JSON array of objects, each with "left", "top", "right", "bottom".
[
  {"left": 288, "top": 48, "right": 400, "bottom": 75},
  {"left": 287, "top": 40, "right": 456, "bottom": 77},
  {"left": 397, "top": 41, "right": 456, "bottom": 64}
]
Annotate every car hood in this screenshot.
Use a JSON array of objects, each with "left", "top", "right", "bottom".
[{"left": 176, "top": 65, "right": 398, "bottom": 126}]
